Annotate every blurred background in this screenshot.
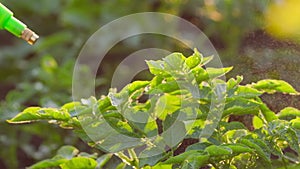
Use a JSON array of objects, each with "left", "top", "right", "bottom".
[{"left": 1, "top": 0, "right": 300, "bottom": 168}]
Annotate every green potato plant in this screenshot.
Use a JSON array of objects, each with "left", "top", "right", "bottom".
[{"left": 8, "top": 50, "right": 300, "bottom": 169}]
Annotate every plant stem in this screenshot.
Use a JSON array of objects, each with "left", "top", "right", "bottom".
[
  {"left": 115, "top": 150, "right": 140, "bottom": 169},
  {"left": 115, "top": 152, "right": 132, "bottom": 166},
  {"left": 128, "top": 149, "right": 139, "bottom": 168}
]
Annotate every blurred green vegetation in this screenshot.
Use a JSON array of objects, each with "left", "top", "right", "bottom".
[{"left": 0, "top": 0, "right": 300, "bottom": 168}]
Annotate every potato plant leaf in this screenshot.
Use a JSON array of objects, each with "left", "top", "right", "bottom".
[
  {"left": 278, "top": 107, "right": 300, "bottom": 121},
  {"left": 27, "top": 146, "right": 97, "bottom": 169},
  {"left": 186, "top": 142, "right": 212, "bottom": 151},
  {"left": 205, "top": 145, "right": 232, "bottom": 156},
  {"left": 181, "top": 153, "right": 209, "bottom": 169},
  {"left": 222, "top": 129, "right": 248, "bottom": 142},
  {"left": 28, "top": 156, "right": 67, "bottom": 169},
  {"left": 251, "top": 79, "right": 298, "bottom": 94},
  {"left": 163, "top": 52, "right": 186, "bottom": 71},
  {"left": 206, "top": 67, "right": 233, "bottom": 79},
  {"left": 60, "top": 157, "right": 97, "bottom": 169},
  {"left": 230, "top": 86, "right": 263, "bottom": 98},
  {"left": 57, "top": 146, "right": 79, "bottom": 159},
  {"left": 219, "top": 121, "right": 247, "bottom": 133},
  {"left": 148, "top": 80, "right": 179, "bottom": 94},
  {"left": 7, "top": 107, "right": 71, "bottom": 123},
  {"left": 258, "top": 100, "right": 278, "bottom": 122},
  {"left": 185, "top": 48, "right": 203, "bottom": 69},
  {"left": 155, "top": 94, "right": 181, "bottom": 120},
  {"left": 162, "top": 150, "right": 199, "bottom": 164},
  {"left": 146, "top": 60, "right": 168, "bottom": 77},
  {"left": 239, "top": 138, "right": 271, "bottom": 166},
  {"left": 291, "top": 118, "right": 300, "bottom": 130},
  {"left": 227, "top": 76, "right": 243, "bottom": 90},
  {"left": 253, "top": 116, "right": 264, "bottom": 129},
  {"left": 223, "top": 99, "right": 261, "bottom": 117},
  {"left": 6, "top": 50, "right": 300, "bottom": 169},
  {"left": 221, "top": 144, "right": 253, "bottom": 154},
  {"left": 193, "top": 67, "right": 233, "bottom": 83}
]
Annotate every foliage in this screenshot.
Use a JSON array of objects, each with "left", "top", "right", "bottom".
[
  {"left": 1, "top": 0, "right": 299, "bottom": 168},
  {"left": 28, "top": 145, "right": 102, "bottom": 169},
  {"left": 8, "top": 50, "right": 300, "bottom": 168}
]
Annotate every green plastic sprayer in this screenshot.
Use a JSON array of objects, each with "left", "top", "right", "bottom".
[{"left": 0, "top": 3, "right": 39, "bottom": 45}]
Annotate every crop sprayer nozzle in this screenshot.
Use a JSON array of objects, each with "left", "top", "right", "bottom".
[
  {"left": 0, "top": 3, "right": 39, "bottom": 45},
  {"left": 21, "top": 28, "right": 39, "bottom": 45}
]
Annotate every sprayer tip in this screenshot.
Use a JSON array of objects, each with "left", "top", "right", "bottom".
[{"left": 21, "top": 28, "right": 39, "bottom": 45}]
